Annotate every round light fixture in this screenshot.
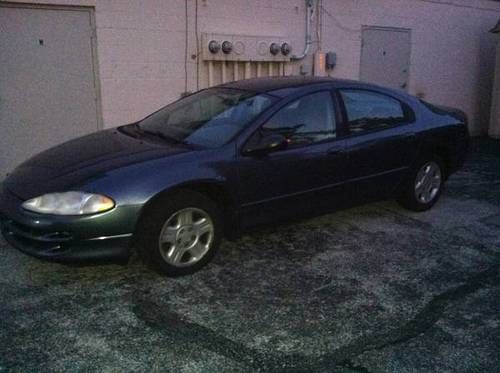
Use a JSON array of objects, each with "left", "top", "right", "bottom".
[
  {"left": 281, "top": 42, "right": 291, "bottom": 56},
  {"left": 269, "top": 43, "right": 280, "bottom": 55},
  {"left": 233, "top": 41, "right": 245, "bottom": 55},
  {"left": 208, "top": 40, "right": 220, "bottom": 53},
  {"left": 221, "top": 41, "right": 233, "bottom": 54}
]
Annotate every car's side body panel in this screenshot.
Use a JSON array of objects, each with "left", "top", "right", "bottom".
[
  {"left": 233, "top": 84, "right": 350, "bottom": 228},
  {"left": 332, "top": 83, "right": 419, "bottom": 203},
  {"left": 413, "top": 103, "right": 469, "bottom": 175},
  {"left": 235, "top": 138, "right": 350, "bottom": 229},
  {"left": 339, "top": 124, "right": 418, "bottom": 203}
]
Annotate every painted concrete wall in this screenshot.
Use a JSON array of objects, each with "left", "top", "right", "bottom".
[
  {"left": 3, "top": 0, "right": 500, "bottom": 135},
  {"left": 489, "top": 34, "right": 500, "bottom": 138},
  {"left": 321, "top": 0, "right": 500, "bottom": 136}
]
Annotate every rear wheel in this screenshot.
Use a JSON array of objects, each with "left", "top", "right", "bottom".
[
  {"left": 397, "top": 157, "right": 444, "bottom": 211},
  {"left": 136, "top": 190, "right": 222, "bottom": 276}
]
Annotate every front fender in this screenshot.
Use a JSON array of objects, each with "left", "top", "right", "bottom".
[{"left": 80, "top": 145, "right": 237, "bottom": 209}]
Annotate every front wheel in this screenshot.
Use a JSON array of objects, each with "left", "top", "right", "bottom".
[
  {"left": 136, "top": 191, "right": 222, "bottom": 276},
  {"left": 397, "top": 158, "right": 444, "bottom": 211}
]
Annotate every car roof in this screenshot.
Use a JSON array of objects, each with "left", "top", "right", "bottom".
[
  {"left": 218, "top": 75, "right": 411, "bottom": 99},
  {"left": 219, "top": 76, "right": 398, "bottom": 98},
  {"left": 220, "top": 76, "right": 339, "bottom": 95}
]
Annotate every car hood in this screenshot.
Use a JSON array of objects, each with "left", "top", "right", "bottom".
[{"left": 4, "top": 127, "right": 192, "bottom": 199}]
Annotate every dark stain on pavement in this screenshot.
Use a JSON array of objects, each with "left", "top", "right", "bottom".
[{"left": 132, "top": 263, "right": 500, "bottom": 372}]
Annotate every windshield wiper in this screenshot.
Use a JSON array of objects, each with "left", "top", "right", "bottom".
[
  {"left": 140, "top": 128, "right": 188, "bottom": 145},
  {"left": 117, "top": 123, "right": 142, "bottom": 138}
]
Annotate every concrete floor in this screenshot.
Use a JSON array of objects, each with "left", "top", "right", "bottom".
[{"left": 1, "top": 139, "right": 499, "bottom": 372}]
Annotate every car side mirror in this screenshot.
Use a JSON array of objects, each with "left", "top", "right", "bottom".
[{"left": 243, "top": 133, "right": 289, "bottom": 156}]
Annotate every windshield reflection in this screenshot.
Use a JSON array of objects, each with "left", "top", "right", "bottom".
[{"left": 138, "top": 88, "right": 275, "bottom": 148}]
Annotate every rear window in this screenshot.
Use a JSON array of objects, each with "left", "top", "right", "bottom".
[{"left": 419, "top": 99, "right": 448, "bottom": 115}]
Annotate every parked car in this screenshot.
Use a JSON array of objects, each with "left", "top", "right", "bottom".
[{"left": 0, "top": 77, "right": 469, "bottom": 276}]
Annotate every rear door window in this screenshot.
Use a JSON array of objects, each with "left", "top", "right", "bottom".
[{"left": 339, "top": 89, "right": 408, "bottom": 134}]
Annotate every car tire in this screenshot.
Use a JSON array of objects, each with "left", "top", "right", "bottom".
[
  {"left": 135, "top": 190, "right": 222, "bottom": 276},
  {"left": 397, "top": 156, "right": 445, "bottom": 212}
]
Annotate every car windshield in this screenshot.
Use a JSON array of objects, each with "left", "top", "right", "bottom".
[{"left": 138, "top": 88, "right": 275, "bottom": 148}]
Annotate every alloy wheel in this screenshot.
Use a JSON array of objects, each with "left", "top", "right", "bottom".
[
  {"left": 158, "top": 207, "right": 214, "bottom": 267},
  {"left": 414, "top": 161, "right": 442, "bottom": 204}
]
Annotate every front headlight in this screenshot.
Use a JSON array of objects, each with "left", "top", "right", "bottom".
[{"left": 22, "top": 192, "right": 115, "bottom": 215}]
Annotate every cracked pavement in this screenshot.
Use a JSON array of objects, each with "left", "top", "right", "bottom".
[{"left": 1, "top": 139, "right": 500, "bottom": 372}]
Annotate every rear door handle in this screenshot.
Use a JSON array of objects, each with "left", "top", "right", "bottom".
[
  {"left": 327, "top": 146, "right": 346, "bottom": 157},
  {"left": 327, "top": 149, "right": 343, "bottom": 156}
]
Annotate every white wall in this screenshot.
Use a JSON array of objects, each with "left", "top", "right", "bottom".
[{"left": 3, "top": 0, "right": 500, "bottom": 135}]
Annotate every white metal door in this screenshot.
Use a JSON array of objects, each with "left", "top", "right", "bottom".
[
  {"left": 360, "top": 27, "right": 411, "bottom": 91},
  {"left": 0, "top": 5, "right": 100, "bottom": 178}
]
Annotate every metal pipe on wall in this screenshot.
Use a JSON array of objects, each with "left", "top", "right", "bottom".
[
  {"left": 221, "top": 61, "right": 227, "bottom": 83},
  {"left": 208, "top": 61, "right": 214, "bottom": 87},
  {"left": 291, "top": 0, "right": 314, "bottom": 61},
  {"left": 233, "top": 61, "right": 239, "bottom": 80},
  {"left": 245, "top": 62, "right": 251, "bottom": 79}
]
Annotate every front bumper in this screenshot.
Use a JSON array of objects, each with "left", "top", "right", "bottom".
[{"left": 0, "top": 185, "right": 134, "bottom": 262}]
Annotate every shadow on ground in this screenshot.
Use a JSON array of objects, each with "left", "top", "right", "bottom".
[{"left": 1, "top": 139, "right": 499, "bottom": 372}]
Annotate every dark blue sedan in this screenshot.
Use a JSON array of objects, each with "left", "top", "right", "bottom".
[{"left": 0, "top": 77, "right": 469, "bottom": 275}]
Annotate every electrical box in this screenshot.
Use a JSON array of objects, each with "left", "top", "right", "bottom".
[
  {"left": 313, "top": 51, "right": 326, "bottom": 76},
  {"left": 201, "top": 33, "right": 291, "bottom": 62},
  {"left": 326, "top": 52, "right": 337, "bottom": 70}
]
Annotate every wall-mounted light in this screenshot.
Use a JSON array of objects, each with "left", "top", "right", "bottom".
[
  {"left": 281, "top": 42, "right": 291, "bottom": 56},
  {"left": 269, "top": 43, "right": 280, "bottom": 55},
  {"left": 221, "top": 41, "right": 233, "bottom": 54},
  {"left": 208, "top": 40, "right": 220, "bottom": 53}
]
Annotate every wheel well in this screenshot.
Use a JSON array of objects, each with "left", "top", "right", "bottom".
[
  {"left": 434, "top": 147, "right": 451, "bottom": 178},
  {"left": 133, "top": 182, "right": 235, "bottom": 243},
  {"left": 181, "top": 182, "right": 234, "bottom": 213}
]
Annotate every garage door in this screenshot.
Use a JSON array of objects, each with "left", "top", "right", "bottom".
[{"left": 0, "top": 5, "right": 100, "bottom": 179}]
